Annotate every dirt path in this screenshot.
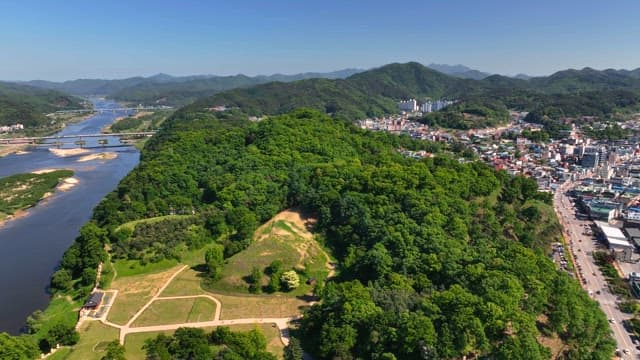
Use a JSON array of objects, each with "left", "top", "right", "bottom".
[
  {"left": 122, "top": 265, "right": 189, "bottom": 327},
  {"left": 103, "top": 264, "right": 297, "bottom": 346},
  {"left": 122, "top": 317, "right": 297, "bottom": 346}
]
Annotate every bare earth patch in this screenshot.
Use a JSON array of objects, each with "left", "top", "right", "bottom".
[
  {"left": 49, "top": 148, "right": 90, "bottom": 157},
  {"left": 77, "top": 152, "right": 118, "bottom": 162}
]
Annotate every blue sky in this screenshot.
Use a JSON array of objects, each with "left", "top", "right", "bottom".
[{"left": 1, "top": 0, "right": 639, "bottom": 81}]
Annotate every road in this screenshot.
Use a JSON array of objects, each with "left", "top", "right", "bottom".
[{"left": 553, "top": 181, "right": 636, "bottom": 357}]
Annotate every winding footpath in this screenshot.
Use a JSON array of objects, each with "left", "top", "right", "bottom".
[{"left": 94, "top": 265, "right": 296, "bottom": 346}]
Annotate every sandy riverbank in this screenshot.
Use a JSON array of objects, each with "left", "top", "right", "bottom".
[
  {"left": 0, "top": 144, "right": 28, "bottom": 158},
  {"left": 77, "top": 152, "right": 118, "bottom": 162},
  {"left": 49, "top": 148, "right": 90, "bottom": 157},
  {"left": 0, "top": 210, "right": 28, "bottom": 229},
  {"left": 57, "top": 177, "right": 79, "bottom": 191}
]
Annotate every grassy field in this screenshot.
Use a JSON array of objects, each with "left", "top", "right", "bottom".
[
  {"left": 60, "top": 321, "right": 119, "bottom": 360},
  {"left": 113, "top": 258, "right": 178, "bottom": 278},
  {"left": 161, "top": 268, "right": 307, "bottom": 319},
  {"left": 107, "top": 265, "right": 182, "bottom": 325},
  {"left": 131, "top": 297, "right": 217, "bottom": 327},
  {"left": 0, "top": 170, "right": 73, "bottom": 218},
  {"left": 29, "top": 296, "right": 80, "bottom": 342},
  {"left": 114, "top": 214, "right": 194, "bottom": 233},
  {"left": 123, "top": 324, "right": 283, "bottom": 360},
  {"left": 207, "top": 213, "right": 332, "bottom": 296},
  {"left": 161, "top": 267, "right": 206, "bottom": 296},
  {"left": 215, "top": 293, "right": 309, "bottom": 319}
]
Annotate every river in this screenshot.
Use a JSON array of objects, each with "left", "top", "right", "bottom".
[{"left": 0, "top": 98, "right": 139, "bottom": 334}]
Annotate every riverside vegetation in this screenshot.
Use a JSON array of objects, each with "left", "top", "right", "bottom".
[
  {"left": 0, "top": 170, "right": 74, "bottom": 222},
  {"left": 1, "top": 106, "right": 616, "bottom": 359}
]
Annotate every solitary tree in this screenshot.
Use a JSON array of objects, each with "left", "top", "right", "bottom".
[
  {"left": 205, "top": 244, "right": 224, "bottom": 280},
  {"left": 284, "top": 336, "right": 303, "bottom": 360},
  {"left": 280, "top": 270, "right": 300, "bottom": 290}
]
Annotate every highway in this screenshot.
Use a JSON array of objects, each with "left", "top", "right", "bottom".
[{"left": 553, "top": 181, "right": 637, "bottom": 358}]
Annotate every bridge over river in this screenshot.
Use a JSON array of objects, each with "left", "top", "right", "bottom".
[{"left": 0, "top": 131, "right": 156, "bottom": 148}]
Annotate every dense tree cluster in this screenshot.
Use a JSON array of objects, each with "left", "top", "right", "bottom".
[{"left": 143, "top": 326, "right": 276, "bottom": 360}]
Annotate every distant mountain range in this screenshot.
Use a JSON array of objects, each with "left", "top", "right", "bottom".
[
  {"left": 20, "top": 69, "right": 365, "bottom": 106},
  {"left": 426, "top": 63, "right": 493, "bottom": 80},
  {"left": 180, "top": 62, "right": 640, "bottom": 126},
  {"left": 11, "top": 62, "right": 640, "bottom": 128}
]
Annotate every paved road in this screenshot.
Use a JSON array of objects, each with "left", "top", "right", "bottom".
[{"left": 554, "top": 181, "right": 636, "bottom": 357}]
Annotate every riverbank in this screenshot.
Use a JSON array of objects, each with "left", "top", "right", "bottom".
[
  {"left": 0, "top": 144, "right": 29, "bottom": 158},
  {"left": 0, "top": 98, "right": 142, "bottom": 335},
  {"left": 0, "top": 111, "right": 96, "bottom": 159}
]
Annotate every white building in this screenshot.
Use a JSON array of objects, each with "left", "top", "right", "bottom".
[
  {"left": 420, "top": 102, "right": 432, "bottom": 113},
  {"left": 398, "top": 99, "right": 418, "bottom": 112}
]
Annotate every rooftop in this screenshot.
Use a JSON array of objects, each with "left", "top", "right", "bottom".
[{"left": 83, "top": 292, "right": 103, "bottom": 308}]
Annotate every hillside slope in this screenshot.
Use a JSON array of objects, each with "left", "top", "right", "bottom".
[{"left": 0, "top": 82, "right": 83, "bottom": 127}]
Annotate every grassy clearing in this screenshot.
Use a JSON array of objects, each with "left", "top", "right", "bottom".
[
  {"left": 207, "top": 213, "right": 331, "bottom": 296},
  {"left": 47, "top": 347, "right": 72, "bottom": 360},
  {"left": 187, "top": 298, "right": 217, "bottom": 322},
  {"left": 161, "top": 267, "right": 206, "bottom": 296},
  {"left": 29, "top": 296, "right": 80, "bottom": 341},
  {"left": 124, "top": 324, "right": 283, "bottom": 360},
  {"left": 62, "top": 321, "right": 119, "bottom": 360},
  {"left": 215, "top": 293, "right": 309, "bottom": 320},
  {"left": 131, "top": 297, "right": 217, "bottom": 327},
  {"left": 114, "top": 214, "right": 194, "bottom": 233},
  {"left": 161, "top": 268, "right": 308, "bottom": 319},
  {"left": 113, "top": 258, "right": 178, "bottom": 278},
  {"left": 107, "top": 265, "right": 182, "bottom": 325}
]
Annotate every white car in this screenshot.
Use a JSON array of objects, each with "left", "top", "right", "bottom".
[{"left": 609, "top": 318, "right": 616, "bottom": 324}]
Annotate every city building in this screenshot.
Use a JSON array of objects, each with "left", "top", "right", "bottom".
[
  {"left": 398, "top": 99, "right": 418, "bottom": 112},
  {"left": 595, "top": 221, "right": 634, "bottom": 262},
  {"left": 582, "top": 147, "right": 600, "bottom": 168}
]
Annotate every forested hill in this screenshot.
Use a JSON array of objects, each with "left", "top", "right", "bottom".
[
  {"left": 0, "top": 82, "right": 83, "bottom": 127},
  {"left": 21, "top": 69, "right": 363, "bottom": 106},
  {"left": 187, "top": 62, "right": 640, "bottom": 125},
  {"left": 42, "top": 108, "right": 612, "bottom": 359}
]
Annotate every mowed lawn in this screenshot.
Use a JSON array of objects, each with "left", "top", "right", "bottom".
[
  {"left": 209, "top": 218, "right": 331, "bottom": 296},
  {"left": 161, "top": 267, "right": 309, "bottom": 319},
  {"left": 161, "top": 267, "right": 206, "bottom": 297},
  {"left": 131, "top": 297, "right": 217, "bottom": 327},
  {"left": 62, "top": 321, "right": 119, "bottom": 360},
  {"left": 107, "top": 265, "right": 182, "bottom": 325},
  {"left": 124, "top": 324, "right": 283, "bottom": 360},
  {"left": 216, "top": 293, "right": 309, "bottom": 320}
]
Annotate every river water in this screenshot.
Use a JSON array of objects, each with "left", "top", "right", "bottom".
[{"left": 0, "top": 98, "right": 139, "bottom": 334}]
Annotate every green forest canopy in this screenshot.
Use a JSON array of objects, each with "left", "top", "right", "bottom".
[
  {"left": 44, "top": 108, "right": 615, "bottom": 359},
  {"left": 0, "top": 82, "right": 83, "bottom": 128}
]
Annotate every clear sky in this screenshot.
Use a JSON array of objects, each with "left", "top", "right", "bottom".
[{"left": 1, "top": 0, "right": 639, "bottom": 81}]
